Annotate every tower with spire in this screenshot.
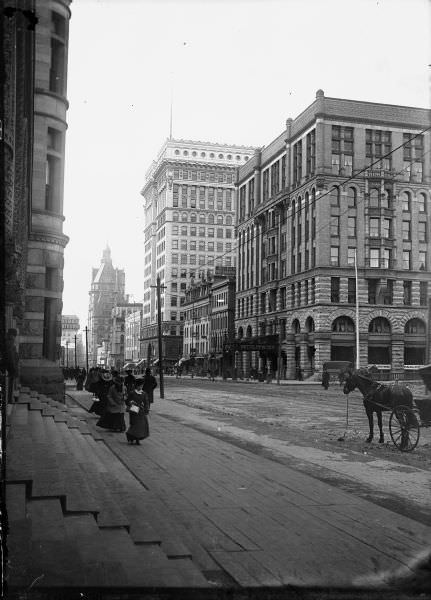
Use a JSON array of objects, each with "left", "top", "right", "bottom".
[{"left": 88, "top": 247, "right": 125, "bottom": 367}]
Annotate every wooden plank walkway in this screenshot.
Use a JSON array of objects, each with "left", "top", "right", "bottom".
[{"left": 67, "top": 391, "right": 431, "bottom": 589}]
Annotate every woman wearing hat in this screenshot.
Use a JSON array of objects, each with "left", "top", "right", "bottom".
[
  {"left": 103, "top": 376, "right": 126, "bottom": 432},
  {"left": 126, "top": 377, "right": 150, "bottom": 444}
]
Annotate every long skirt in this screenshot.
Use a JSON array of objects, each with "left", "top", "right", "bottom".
[
  {"left": 97, "top": 412, "right": 125, "bottom": 431},
  {"left": 126, "top": 411, "right": 149, "bottom": 442},
  {"left": 89, "top": 395, "right": 107, "bottom": 417}
]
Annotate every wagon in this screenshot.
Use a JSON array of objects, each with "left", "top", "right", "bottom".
[{"left": 386, "top": 366, "right": 431, "bottom": 452}]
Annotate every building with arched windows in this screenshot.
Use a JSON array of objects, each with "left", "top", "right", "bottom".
[{"left": 235, "top": 91, "right": 430, "bottom": 379}]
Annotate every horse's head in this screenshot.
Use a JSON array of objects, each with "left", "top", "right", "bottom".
[{"left": 342, "top": 369, "right": 357, "bottom": 395}]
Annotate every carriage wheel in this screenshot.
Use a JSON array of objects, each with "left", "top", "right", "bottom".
[{"left": 389, "top": 405, "right": 420, "bottom": 452}]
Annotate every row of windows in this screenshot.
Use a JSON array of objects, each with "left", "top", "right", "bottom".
[
  {"left": 328, "top": 245, "right": 428, "bottom": 270},
  {"left": 173, "top": 151, "right": 249, "bottom": 161},
  {"left": 171, "top": 254, "right": 233, "bottom": 267},
  {"left": 172, "top": 240, "right": 232, "bottom": 252},
  {"left": 171, "top": 223, "right": 233, "bottom": 238},
  {"left": 172, "top": 212, "right": 233, "bottom": 225},
  {"left": 173, "top": 185, "right": 233, "bottom": 210},
  {"left": 329, "top": 187, "right": 428, "bottom": 211}
]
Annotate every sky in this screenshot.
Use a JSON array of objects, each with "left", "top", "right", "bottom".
[{"left": 62, "top": 0, "right": 431, "bottom": 329}]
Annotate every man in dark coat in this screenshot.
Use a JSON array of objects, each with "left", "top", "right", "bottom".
[
  {"left": 124, "top": 369, "right": 136, "bottom": 396},
  {"left": 143, "top": 368, "right": 157, "bottom": 407}
]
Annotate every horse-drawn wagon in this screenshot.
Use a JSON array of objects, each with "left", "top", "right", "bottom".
[{"left": 342, "top": 367, "right": 430, "bottom": 452}]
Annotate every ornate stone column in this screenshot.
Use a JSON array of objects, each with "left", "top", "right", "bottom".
[{"left": 283, "top": 333, "right": 296, "bottom": 379}]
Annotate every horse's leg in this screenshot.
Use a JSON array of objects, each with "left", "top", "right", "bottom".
[
  {"left": 377, "top": 409, "right": 384, "bottom": 443},
  {"left": 365, "top": 404, "right": 374, "bottom": 443}
]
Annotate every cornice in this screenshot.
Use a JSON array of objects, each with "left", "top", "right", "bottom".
[{"left": 29, "top": 231, "right": 69, "bottom": 248}]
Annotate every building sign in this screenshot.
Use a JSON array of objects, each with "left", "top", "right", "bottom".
[{"left": 225, "top": 335, "right": 279, "bottom": 353}]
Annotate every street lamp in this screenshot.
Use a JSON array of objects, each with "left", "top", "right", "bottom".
[{"left": 66, "top": 340, "right": 69, "bottom": 368}]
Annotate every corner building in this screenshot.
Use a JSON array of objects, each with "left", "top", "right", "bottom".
[
  {"left": 140, "top": 138, "right": 256, "bottom": 365},
  {"left": 3, "top": 0, "right": 72, "bottom": 400},
  {"left": 236, "top": 90, "right": 431, "bottom": 379}
]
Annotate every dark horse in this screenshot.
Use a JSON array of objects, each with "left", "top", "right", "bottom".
[{"left": 343, "top": 368, "right": 413, "bottom": 443}]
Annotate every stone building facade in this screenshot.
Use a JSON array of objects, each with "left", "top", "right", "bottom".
[
  {"left": 88, "top": 247, "right": 125, "bottom": 367},
  {"left": 235, "top": 91, "right": 431, "bottom": 379},
  {"left": 139, "top": 138, "right": 256, "bottom": 365},
  {"left": 2, "top": 0, "right": 72, "bottom": 400}
]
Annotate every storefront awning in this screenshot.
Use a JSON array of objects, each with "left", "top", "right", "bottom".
[
  {"left": 122, "top": 362, "right": 137, "bottom": 370},
  {"left": 136, "top": 359, "right": 147, "bottom": 367}
]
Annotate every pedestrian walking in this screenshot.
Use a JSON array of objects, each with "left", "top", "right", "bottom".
[
  {"left": 322, "top": 370, "right": 330, "bottom": 390},
  {"left": 126, "top": 378, "right": 150, "bottom": 445},
  {"left": 124, "top": 369, "right": 136, "bottom": 395},
  {"left": 142, "top": 367, "right": 157, "bottom": 407},
  {"left": 100, "top": 376, "right": 126, "bottom": 432}
]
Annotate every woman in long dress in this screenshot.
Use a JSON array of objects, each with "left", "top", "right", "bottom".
[
  {"left": 126, "top": 378, "right": 150, "bottom": 445},
  {"left": 98, "top": 376, "right": 126, "bottom": 432}
]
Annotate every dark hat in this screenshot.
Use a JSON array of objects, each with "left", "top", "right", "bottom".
[
  {"left": 145, "top": 368, "right": 152, "bottom": 375},
  {"left": 100, "top": 372, "right": 113, "bottom": 382}
]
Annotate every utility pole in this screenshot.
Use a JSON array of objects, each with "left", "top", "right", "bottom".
[
  {"left": 85, "top": 326, "right": 89, "bottom": 373},
  {"left": 66, "top": 341, "right": 69, "bottom": 368},
  {"left": 74, "top": 334, "right": 77, "bottom": 368},
  {"left": 153, "top": 276, "right": 165, "bottom": 398}
]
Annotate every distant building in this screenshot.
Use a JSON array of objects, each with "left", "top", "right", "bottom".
[
  {"left": 61, "top": 315, "right": 79, "bottom": 367},
  {"left": 139, "top": 138, "right": 256, "bottom": 368},
  {"left": 3, "top": 0, "right": 72, "bottom": 400},
  {"left": 235, "top": 90, "right": 431, "bottom": 379},
  {"left": 182, "top": 266, "right": 236, "bottom": 376},
  {"left": 124, "top": 310, "right": 142, "bottom": 364},
  {"left": 88, "top": 247, "right": 125, "bottom": 367},
  {"left": 107, "top": 302, "right": 142, "bottom": 370}
]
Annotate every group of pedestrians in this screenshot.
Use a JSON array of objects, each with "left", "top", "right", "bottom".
[{"left": 86, "top": 368, "right": 157, "bottom": 445}]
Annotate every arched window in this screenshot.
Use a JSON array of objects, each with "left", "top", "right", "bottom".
[
  {"left": 292, "top": 319, "right": 301, "bottom": 334},
  {"left": 237, "top": 327, "right": 244, "bottom": 339},
  {"left": 405, "top": 318, "right": 426, "bottom": 334},
  {"left": 305, "top": 316, "right": 315, "bottom": 332},
  {"left": 369, "top": 189, "right": 379, "bottom": 208},
  {"left": 181, "top": 212, "right": 187, "bottom": 222},
  {"left": 173, "top": 211, "right": 179, "bottom": 222},
  {"left": 190, "top": 212, "right": 197, "bottom": 223},
  {"left": 400, "top": 191, "right": 411, "bottom": 212},
  {"left": 226, "top": 215, "right": 232, "bottom": 225},
  {"left": 208, "top": 214, "right": 214, "bottom": 224},
  {"left": 199, "top": 213, "right": 206, "bottom": 223},
  {"left": 347, "top": 187, "right": 357, "bottom": 208},
  {"left": 246, "top": 325, "right": 253, "bottom": 338},
  {"left": 330, "top": 187, "right": 340, "bottom": 207},
  {"left": 217, "top": 215, "right": 223, "bottom": 225},
  {"left": 418, "top": 192, "right": 427, "bottom": 213},
  {"left": 332, "top": 316, "right": 355, "bottom": 332},
  {"left": 369, "top": 317, "right": 391, "bottom": 334}
]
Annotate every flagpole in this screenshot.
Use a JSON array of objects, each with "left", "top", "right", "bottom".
[{"left": 355, "top": 249, "right": 360, "bottom": 369}]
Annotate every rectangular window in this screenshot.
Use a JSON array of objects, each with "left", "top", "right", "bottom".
[
  {"left": 293, "top": 140, "right": 302, "bottom": 186},
  {"left": 348, "top": 247, "right": 356, "bottom": 266},
  {"left": 331, "top": 277, "right": 340, "bottom": 303},
  {"left": 199, "top": 227, "right": 205, "bottom": 237},
  {"left": 418, "top": 222, "right": 427, "bottom": 242},
  {"left": 403, "top": 250, "right": 411, "bottom": 269},
  {"left": 172, "top": 240, "right": 178, "bottom": 249},
  {"left": 403, "top": 281, "right": 412, "bottom": 305},
  {"left": 382, "top": 218, "right": 391, "bottom": 239},
  {"left": 172, "top": 253, "right": 178, "bottom": 264},
  {"left": 370, "top": 248, "right": 379, "bottom": 267},
  {"left": 369, "top": 218, "right": 379, "bottom": 237},
  {"left": 331, "top": 154, "right": 340, "bottom": 175},
  {"left": 348, "top": 217, "right": 356, "bottom": 237},
  {"left": 330, "top": 216, "right": 340, "bottom": 237},
  {"left": 43, "top": 298, "right": 57, "bottom": 360},
  {"left": 180, "top": 240, "right": 187, "bottom": 250},
  {"left": 217, "top": 228, "right": 223, "bottom": 238},
  {"left": 181, "top": 225, "right": 187, "bottom": 235},
  {"left": 330, "top": 246, "right": 339, "bottom": 266},
  {"left": 419, "top": 251, "right": 427, "bottom": 270},
  {"left": 306, "top": 129, "right": 316, "bottom": 177},
  {"left": 368, "top": 279, "right": 377, "bottom": 304},
  {"left": 50, "top": 38, "right": 66, "bottom": 95},
  {"left": 291, "top": 284, "right": 295, "bottom": 307},
  {"left": 402, "top": 220, "right": 411, "bottom": 241},
  {"left": 347, "top": 278, "right": 356, "bottom": 304}
]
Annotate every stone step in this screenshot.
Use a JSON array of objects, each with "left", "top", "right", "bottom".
[{"left": 6, "top": 483, "right": 27, "bottom": 522}]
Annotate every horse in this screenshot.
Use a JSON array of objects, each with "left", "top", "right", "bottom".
[{"left": 342, "top": 368, "right": 413, "bottom": 444}]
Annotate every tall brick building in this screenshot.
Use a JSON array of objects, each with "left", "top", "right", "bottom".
[
  {"left": 2, "top": 0, "right": 72, "bottom": 400},
  {"left": 235, "top": 90, "right": 431, "bottom": 379},
  {"left": 140, "top": 138, "right": 255, "bottom": 365}
]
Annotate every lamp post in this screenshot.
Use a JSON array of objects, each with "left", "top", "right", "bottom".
[{"left": 66, "top": 341, "right": 69, "bottom": 368}]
